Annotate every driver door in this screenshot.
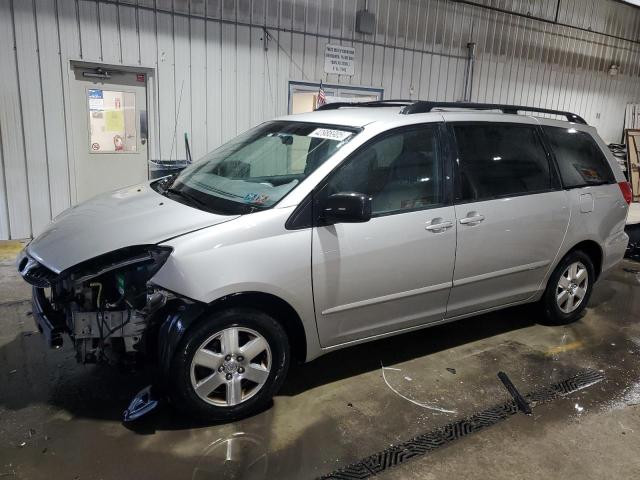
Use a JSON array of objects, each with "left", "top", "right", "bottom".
[{"left": 312, "top": 124, "right": 457, "bottom": 347}]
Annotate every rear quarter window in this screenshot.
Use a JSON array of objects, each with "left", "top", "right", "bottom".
[{"left": 543, "top": 126, "right": 615, "bottom": 188}]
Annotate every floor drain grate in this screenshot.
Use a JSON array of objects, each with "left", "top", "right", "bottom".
[{"left": 318, "top": 369, "right": 604, "bottom": 480}]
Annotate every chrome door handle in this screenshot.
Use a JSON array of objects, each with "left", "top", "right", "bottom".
[
  {"left": 459, "top": 214, "right": 485, "bottom": 225},
  {"left": 425, "top": 220, "right": 453, "bottom": 232}
]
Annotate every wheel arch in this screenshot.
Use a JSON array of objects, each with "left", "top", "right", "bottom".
[
  {"left": 565, "top": 239, "right": 603, "bottom": 279},
  {"left": 206, "top": 291, "right": 307, "bottom": 363},
  {"left": 157, "top": 291, "right": 308, "bottom": 377}
]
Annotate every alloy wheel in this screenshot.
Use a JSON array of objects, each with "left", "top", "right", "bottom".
[
  {"left": 556, "top": 261, "right": 588, "bottom": 314},
  {"left": 190, "top": 327, "right": 272, "bottom": 407}
]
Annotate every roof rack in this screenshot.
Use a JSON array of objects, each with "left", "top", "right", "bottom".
[
  {"left": 399, "top": 101, "right": 587, "bottom": 124},
  {"left": 314, "top": 99, "right": 413, "bottom": 111}
]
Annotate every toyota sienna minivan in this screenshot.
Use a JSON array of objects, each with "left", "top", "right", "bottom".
[{"left": 18, "top": 101, "right": 631, "bottom": 421}]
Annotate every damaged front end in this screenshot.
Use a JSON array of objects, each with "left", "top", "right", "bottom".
[{"left": 18, "top": 245, "right": 174, "bottom": 365}]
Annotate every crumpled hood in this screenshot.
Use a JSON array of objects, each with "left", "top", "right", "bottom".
[{"left": 27, "top": 182, "right": 238, "bottom": 273}]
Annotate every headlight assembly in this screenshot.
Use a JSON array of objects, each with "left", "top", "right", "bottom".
[{"left": 65, "top": 245, "right": 173, "bottom": 284}]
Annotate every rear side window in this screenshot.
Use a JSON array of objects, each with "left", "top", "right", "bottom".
[
  {"left": 543, "top": 126, "right": 615, "bottom": 188},
  {"left": 453, "top": 124, "right": 554, "bottom": 202}
]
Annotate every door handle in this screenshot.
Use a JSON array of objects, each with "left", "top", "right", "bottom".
[
  {"left": 425, "top": 219, "right": 453, "bottom": 232},
  {"left": 459, "top": 213, "right": 485, "bottom": 225}
]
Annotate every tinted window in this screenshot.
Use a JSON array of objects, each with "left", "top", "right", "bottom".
[
  {"left": 453, "top": 124, "right": 553, "bottom": 201},
  {"left": 322, "top": 126, "right": 443, "bottom": 216},
  {"left": 543, "top": 126, "right": 615, "bottom": 188}
]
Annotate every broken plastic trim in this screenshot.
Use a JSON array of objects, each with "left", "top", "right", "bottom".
[
  {"left": 123, "top": 385, "right": 159, "bottom": 422},
  {"left": 17, "top": 254, "right": 58, "bottom": 288},
  {"left": 318, "top": 369, "right": 604, "bottom": 480}
]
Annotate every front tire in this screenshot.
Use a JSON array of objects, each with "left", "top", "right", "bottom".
[
  {"left": 169, "top": 308, "right": 289, "bottom": 422},
  {"left": 542, "top": 250, "right": 595, "bottom": 325}
]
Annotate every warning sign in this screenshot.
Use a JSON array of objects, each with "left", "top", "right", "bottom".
[{"left": 324, "top": 44, "right": 355, "bottom": 76}]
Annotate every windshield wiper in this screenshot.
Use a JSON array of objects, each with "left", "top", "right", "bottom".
[
  {"left": 165, "top": 187, "right": 209, "bottom": 209},
  {"left": 159, "top": 173, "right": 179, "bottom": 193}
]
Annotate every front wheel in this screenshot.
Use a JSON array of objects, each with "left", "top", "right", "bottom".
[
  {"left": 541, "top": 250, "right": 595, "bottom": 325},
  {"left": 169, "top": 308, "right": 290, "bottom": 422}
]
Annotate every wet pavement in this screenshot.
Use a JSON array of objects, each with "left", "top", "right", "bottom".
[{"left": 1, "top": 244, "right": 640, "bottom": 479}]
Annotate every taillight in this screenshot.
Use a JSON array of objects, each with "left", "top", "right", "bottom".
[{"left": 618, "top": 181, "right": 632, "bottom": 205}]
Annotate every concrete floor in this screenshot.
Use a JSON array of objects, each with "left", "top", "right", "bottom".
[{"left": 1, "top": 241, "right": 640, "bottom": 479}]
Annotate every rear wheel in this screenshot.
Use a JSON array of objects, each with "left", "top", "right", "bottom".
[
  {"left": 169, "top": 308, "right": 289, "bottom": 422},
  {"left": 542, "top": 250, "right": 595, "bottom": 325}
]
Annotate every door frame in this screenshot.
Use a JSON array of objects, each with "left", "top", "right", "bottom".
[
  {"left": 288, "top": 80, "right": 384, "bottom": 114},
  {"left": 65, "top": 60, "right": 158, "bottom": 205}
]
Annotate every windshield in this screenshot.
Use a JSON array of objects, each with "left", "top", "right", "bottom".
[{"left": 162, "top": 121, "right": 358, "bottom": 214}]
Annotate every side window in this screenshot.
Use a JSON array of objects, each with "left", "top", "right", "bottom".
[
  {"left": 453, "top": 123, "right": 554, "bottom": 202},
  {"left": 323, "top": 126, "right": 443, "bottom": 216},
  {"left": 543, "top": 126, "right": 615, "bottom": 188}
]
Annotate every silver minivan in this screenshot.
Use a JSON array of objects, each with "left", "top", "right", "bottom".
[{"left": 18, "top": 101, "right": 631, "bottom": 421}]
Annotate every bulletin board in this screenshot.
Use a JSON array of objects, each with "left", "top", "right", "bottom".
[{"left": 87, "top": 89, "right": 137, "bottom": 153}]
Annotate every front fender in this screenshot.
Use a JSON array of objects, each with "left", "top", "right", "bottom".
[{"left": 156, "top": 298, "right": 207, "bottom": 377}]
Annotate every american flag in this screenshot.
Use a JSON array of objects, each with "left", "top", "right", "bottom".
[{"left": 316, "top": 81, "right": 326, "bottom": 108}]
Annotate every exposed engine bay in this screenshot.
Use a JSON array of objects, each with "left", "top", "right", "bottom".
[{"left": 19, "top": 245, "right": 173, "bottom": 365}]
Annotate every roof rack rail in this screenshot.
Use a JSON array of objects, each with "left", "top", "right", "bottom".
[
  {"left": 315, "top": 99, "right": 413, "bottom": 111},
  {"left": 399, "top": 101, "right": 587, "bottom": 124}
]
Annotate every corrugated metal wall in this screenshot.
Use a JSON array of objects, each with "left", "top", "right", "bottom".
[{"left": 1, "top": 0, "right": 640, "bottom": 239}]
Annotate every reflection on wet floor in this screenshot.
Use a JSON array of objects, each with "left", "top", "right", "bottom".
[
  {"left": 192, "top": 433, "right": 268, "bottom": 480},
  {"left": 1, "top": 260, "right": 640, "bottom": 479}
]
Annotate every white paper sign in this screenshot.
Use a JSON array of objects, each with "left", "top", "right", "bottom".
[
  {"left": 324, "top": 44, "right": 355, "bottom": 76},
  {"left": 89, "top": 98, "right": 104, "bottom": 111},
  {"left": 308, "top": 128, "right": 353, "bottom": 141}
]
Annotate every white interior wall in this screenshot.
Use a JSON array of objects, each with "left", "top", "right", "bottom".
[{"left": 1, "top": 0, "right": 640, "bottom": 239}]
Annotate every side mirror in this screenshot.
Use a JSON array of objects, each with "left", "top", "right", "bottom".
[{"left": 321, "top": 192, "right": 372, "bottom": 225}]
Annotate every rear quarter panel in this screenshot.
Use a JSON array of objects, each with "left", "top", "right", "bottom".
[
  {"left": 536, "top": 184, "right": 628, "bottom": 292},
  {"left": 533, "top": 119, "right": 629, "bottom": 289}
]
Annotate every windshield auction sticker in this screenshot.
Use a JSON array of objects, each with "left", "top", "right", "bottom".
[{"left": 308, "top": 128, "right": 353, "bottom": 141}]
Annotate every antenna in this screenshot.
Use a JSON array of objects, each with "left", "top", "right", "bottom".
[
  {"left": 169, "top": 79, "right": 185, "bottom": 161},
  {"left": 184, "top": 132, "right": 192, "bottom": 164}
]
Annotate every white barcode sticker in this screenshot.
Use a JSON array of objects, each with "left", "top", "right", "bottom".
[{"left": 308, "top": 128, "right": 353, "bottom": 141}]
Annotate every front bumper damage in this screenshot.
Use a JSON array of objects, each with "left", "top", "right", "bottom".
[
  {"left": 32, "top": 286, "right": 66, "bottom": 349},
  {"left": 18, "top": 245, "right": 181, "bottom": 365}
]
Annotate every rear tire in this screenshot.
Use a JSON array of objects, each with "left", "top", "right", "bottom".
[
  {"left": 169, "top": 308, "right": 289, "bottom": 422},
  {"left": 542, "top": 250, "right": 595, "bottom": 325}
]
